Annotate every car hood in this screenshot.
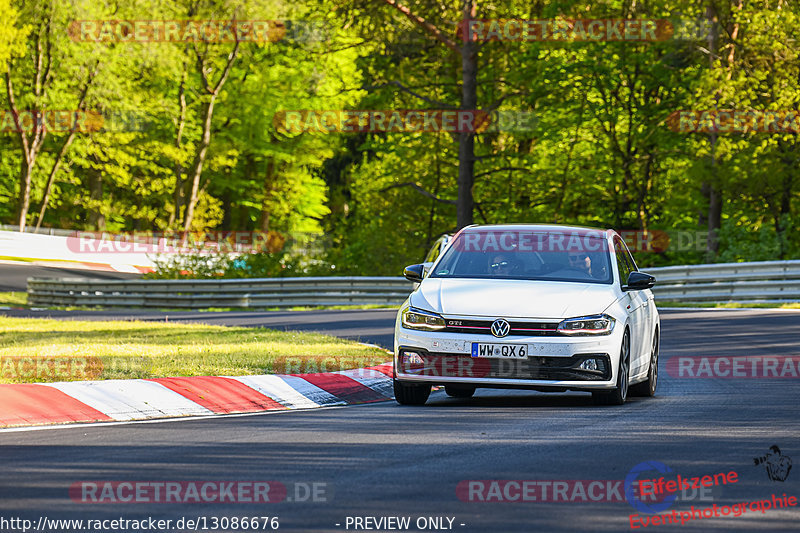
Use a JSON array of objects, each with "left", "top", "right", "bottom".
[{"left": 410, "top": 278, "right": 617, "bottom": 319}]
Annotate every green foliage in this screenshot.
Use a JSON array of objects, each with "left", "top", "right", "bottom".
[
  {"left": 1, "top": 0, "right": 799, "bottom": 278},
  {"left": 0, "top": 0, "right": 29, "bottom": 70},
  {"left": 146, "top": 233, "right": 335, "bottom": 279}
]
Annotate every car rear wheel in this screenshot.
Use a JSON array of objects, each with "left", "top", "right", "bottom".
[
  {"left": 631, "top": 329, "right": 658, "bottom": 397},
  {"left": 445, "top": 385, "right": 476, "bottom": 398},
  {"left": 393, "top": 379, "right": 432, "bottom": 405},
  {"left": 593, "top": 330, "right": 629, "bottom": 406}
]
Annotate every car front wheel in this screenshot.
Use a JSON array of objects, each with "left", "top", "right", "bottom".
[
  {"left": 393, "top": 379, "right": 432, "bottom": 405},
  {"left": 593, "top": 330, "right": 630, "bottom": 406}
]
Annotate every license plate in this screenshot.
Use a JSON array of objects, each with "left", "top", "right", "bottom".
[{"left": 471, "top": 343, "right": 528, "bottom": 359}]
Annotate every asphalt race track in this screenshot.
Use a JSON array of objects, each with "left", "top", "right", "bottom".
[{"left": 1, "top": 308, "right": 799, "bottom": 532}]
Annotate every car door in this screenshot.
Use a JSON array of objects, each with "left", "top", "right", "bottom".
[
  {"left": 623, "top": 239, "right": 654, "bottom": 374},
  {"left": 614, "top": 237, "right": 648, "bottom": 377}
]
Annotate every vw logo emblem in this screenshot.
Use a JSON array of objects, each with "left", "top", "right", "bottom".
[{"left": 491, "top": 319, "right": 511, "bottom": 338}]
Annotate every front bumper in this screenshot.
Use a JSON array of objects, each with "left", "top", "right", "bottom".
[{"left": 394, "top": 328, "right": 621, "bottom": 391}]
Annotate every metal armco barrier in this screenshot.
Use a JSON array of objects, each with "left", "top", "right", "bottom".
[
  {"left": 26, "top": 260, "right": 800, "bottom": 308},
  {"left": 26, "top": 277, "right": 415, "bottom": 308},
  {"left": 646, "top": 260, "right": 800, "bottom": 302}
]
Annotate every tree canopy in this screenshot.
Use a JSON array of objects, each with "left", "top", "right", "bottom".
[{"left": 1, "top": 0, "right": 798, "bottom": 276}]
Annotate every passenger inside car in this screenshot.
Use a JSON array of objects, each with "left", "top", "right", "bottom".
[{"left": 568, "top": 251, "right": 593, "bottom": 275}]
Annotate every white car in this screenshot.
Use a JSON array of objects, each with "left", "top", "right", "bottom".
[{"left": 393, "top": 224, "right": 659, "bottom": 406}]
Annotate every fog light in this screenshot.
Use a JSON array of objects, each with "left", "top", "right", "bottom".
[
  {"left": 403, "top": 352, "right": 424, "bottom": 365},
  {"left": 579, "top": 358, "right": 598, "bottom": 371}
]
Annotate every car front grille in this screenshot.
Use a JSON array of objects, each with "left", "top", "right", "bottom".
[
  {"left": 398, "top": 351, "right": 610, "bottom": 381},
  {"left": 444, "top": 319, "right": 561, "bottom": 337}
]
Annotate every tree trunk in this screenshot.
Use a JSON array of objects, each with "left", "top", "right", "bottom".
[
  {"left": 425, "top": 136, "right": 443, "bottom": 248},
  {"left": 34, "top": 132, "right": 75, "bottom": 230},
  {"left": 381, "top": 0, "right": 476, "bottom": 230},
  {"left": 774, "top": 171, "right": 793, "bottom": 259},
  {"left": 6, "top": 16, "right": 53, "bottom": 232},
  {"left": 181, "top": 41, "right": 239, "bottom": 232},
  {"left": 182, "top": 93, "right": 217, "bottom": 232},
  {"left": 637, "top": 154, "right": 653, "bottom": 231},
  {"left": 88, "top": 167, "right": 105, "bottom": 230},
  {"left": 456, "top": 0, "right": 478, "bottom": 229},
  {"left": 704, "top": 5, "right": 722, "bottom": 255},
  {"left": 16, "top": 160, "right": 34, "bottom": 230},
  {"left": 170, "top": 62, "right": 189, "bottom": 228},
  {"left": 6, "top": 74, "right": 46, "bottom": 232},
  {"left": 258, "top": 160, "right": 275, "bottom": 233},
  {"left": 34, "top": 61, "right": 98, "bottom": 230},
  {"left": 706, "top": 185, "right": 722, "bottom": 253}
]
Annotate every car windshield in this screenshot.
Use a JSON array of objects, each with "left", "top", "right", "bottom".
[{"left": 430, "top": 228, "right": 613, "bottom": 284}]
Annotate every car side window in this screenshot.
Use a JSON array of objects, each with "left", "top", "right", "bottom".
[
  {"left": 424, "top": 238, "right": 444, "bottom": 263},
  {"left": 622, "top": 241, "right": 638, "bottom": 273},
  {"left": 614, "top": 238, "right": 633, "bottom": 286}
]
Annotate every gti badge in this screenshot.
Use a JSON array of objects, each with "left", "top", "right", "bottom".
[{"left": 491, "top": 319, "right": 510, "bottom": 338}]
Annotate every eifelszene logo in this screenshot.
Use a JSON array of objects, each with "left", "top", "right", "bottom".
[{"left": 626, "top": 461, "right": 677, "bottom": 514}]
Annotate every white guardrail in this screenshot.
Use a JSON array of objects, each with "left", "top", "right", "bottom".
[{"left": 24, "top": 260, "right": 800, "bottom": 308}]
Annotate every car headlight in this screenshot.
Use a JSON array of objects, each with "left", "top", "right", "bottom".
[
  {"left": 557, "top": 314, "right": 615, "bottom": 336},
  {"left": 402, "top": 307, "right": 446, "bottom": 331}
]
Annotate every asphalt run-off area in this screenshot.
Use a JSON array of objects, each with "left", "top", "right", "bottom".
[{"left": 1, "top": 305, "right": 798, "bottom": 532}]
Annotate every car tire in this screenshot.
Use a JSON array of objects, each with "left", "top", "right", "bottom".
[
  {"left": 593, "top": 329, "right": 630, "bottom": 406},
  {"left": 393, "top": 379, "right": 432, "bottom": 406},
  {"left": 630, "top": 328, "right": 658, "bottom": 397},
  {"left": 445, "top": 385, "right": 476, "bottom": 398}
]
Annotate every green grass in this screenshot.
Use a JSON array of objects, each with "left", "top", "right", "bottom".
[
  {"left": 0, "top": 292, "right": 27, "bottom": 307},
  {"left": 655, "top": 301, "right": 800, "bottom": 309},
  {"left": 1, "top": 297, "right": 396, "bottom": 312},
  {"left": 0, "top": 317, "right": 390, "bottom": 384}
]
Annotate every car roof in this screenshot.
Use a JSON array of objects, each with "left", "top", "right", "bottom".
[{"left": 461, "top": 223, "right": 614, "bottom": 235}]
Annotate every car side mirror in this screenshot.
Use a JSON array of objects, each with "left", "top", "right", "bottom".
[
  {"left": 403, "top": 264, "right": 426, "bottom": 283},
  {"left": 625, "top": 271, "right": 656, "bottom": 291}
]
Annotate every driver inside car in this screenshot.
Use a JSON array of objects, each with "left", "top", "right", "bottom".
[{"left": 488, "top": 254, "right": 516, "bottom": 276}]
